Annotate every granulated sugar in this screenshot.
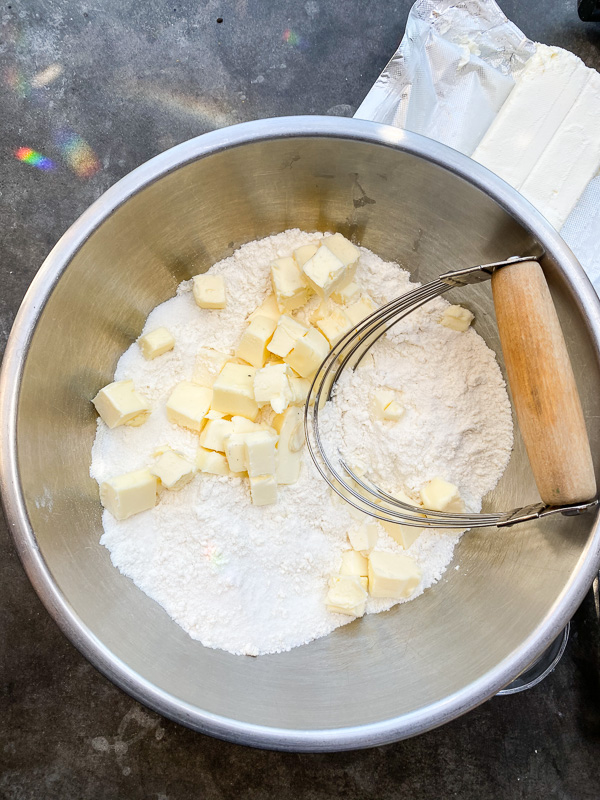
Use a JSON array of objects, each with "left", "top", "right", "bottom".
[{"left": 90, "top": 229, "right": 513, "bottom": 656}]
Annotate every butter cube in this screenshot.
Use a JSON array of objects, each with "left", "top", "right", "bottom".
[
  {"left": 100, "top": 468, "right": 158, "bottom": 520},
  {"left": 289, "top": 377, "right": 312, "bottom": 406},
  {"left": 211, "top": 363, "right": 258, "bottom": 420},
  {"left": 273, "top": 405, "right": 303, "bottom": 485},
  {"left": 199, "top": 418, "right": 234, "bottom": 452},
  {"left": 236, "top": 315, "right": 277, "bottom": 368},
  {"left": 302, "top": 245, "right": 347, "bottom": 299},
  {"left": 440, "top": 305, "right": 474, "bottom": 332},
  {"left": 293, "top": 242, "right": 320, "bottom": 268},
  {"left": 192, "top": 348, "right": 231, "bottom": 387},
  {"left": 309, "top": 298, "right": 332, "bottom": 325},
  {"left": 193, "top": 274, "right": 227, "bottom": 309},
  {"left": 248, "top": 293, "right": 281, "bottom": 322},
  {"left": 166, "top": 382, "right": 212, "bottom": 432},
  {"left": 420, "top": 477, "right": 464, "bottom": 513},
  {"left": 253, "top": 363, "right": 292, "bottom": 414},
  {"left": 322, "top": 233, "right": 360, "bottom": 267},
  {"left": 340, "top": 550, "right": 368, "bottom": 578},
  {"left": 196, "top": 447, "right": 230, "bottom": 475},
  {"left": 151, "top": 449, "right": 196, "bottom": 490},
  {"left": 271, "top": 257, "right": 312, "bottom": 312},
  {"left": 345, "top": 295, "right": 377, "bottom": 327},
  {"left": 368, "top": 551, "right": 422, "bottom": 599},
  {"left": 138, "top": 327, "right": 175, "bottom": 360},
  {"left": 224, "top": 433, "right": 247, "bottom": 473},
  {"left": 249, "top": 474, "right": 277, "bottom": 506},
  {"left": 332, "top": 281, "right": 361, "bottom": 305},
  {"left": 267, "top": 314, "right": 308, "bottom": 358},
  {"left": 93, "top": 380, "right": 151, "bottom": 429},
  {"left": 380, "top": 489, "right": 425, "bottom": 547},
  {"left": 316, "top": 305, "right": 352, "bottom": 346},
  {"left": 205, "top": 409, "right": 226, "bottom": 421},
  {"left": 231, "top": 415, "right": 261, "bottom": 433},
  {"left": 244, "top": 430, "right": 277, "bottom": 478},
  {"left": 373, "top": 389, "right": 404, "bottom": 421},
  {"left": 326, "top": 575, "right": 367, "bottom": 617},
  {"left": 348, "top": 521, "right": 379, "bottom": 555},
  {"left": 284, "top": 327, "right": 330, "bottom": 378}
]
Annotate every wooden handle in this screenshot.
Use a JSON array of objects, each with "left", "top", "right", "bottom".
[{"left": 491, "top": 260, "right": 596, "bottom": 506}]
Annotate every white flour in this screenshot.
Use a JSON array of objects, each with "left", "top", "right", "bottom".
[{"left": 90, "top": 229, "right": 513, "bottom": 656}]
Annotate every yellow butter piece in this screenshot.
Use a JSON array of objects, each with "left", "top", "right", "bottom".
[
  {"left": 196, "top": 447, "right": 230, "bottom": 475},
  {"left": 348, "top": 521, "right": 379, "bottom": 555},
  {"left": 373, "top": 389, "right": 404, "bottom": 421},
  {"left": 271, "top": 257, "right": 312, "bottom": 312},
  {"left": 379, "top": 489, "right": 425, "bottom": 548},
  {"left": 293, "top": 242, "right": 320, "bottom": 268},
  {"left": 166, "top": 381, "right": 212, "bottom": 432},
  {"left": 224, "top": 433, "right": 247, "bottom": 473},
  {"left": 284, "top": 327, "right": 330, "bottom": 378},
  {"left": 236, "top": 315, "right": 277, "bottom": 368},
  {"left": 302, "top": 245, "right": 348, "bottom": 299},
  {"left": 93, "top": 379, "right": 151, "bottom": 429},
  {"left": 273, "top": 405, "right": 303, "bottom": 485},
  {"left": 138, "top": 327, "right": 175, "bottom": 360},
  {"left": 192, "top": 347, "right": 231, "bottom": 387},
  {"left": 151, "top": 449, "right": 196, "bottom": 490},
  {"left": 340, "top": 550, "right": 368, "bottom": 578},
  {"left": 253, "top": 363, "right": 293, "bottom": 414},
  {"left": 345, "top": 295, "right": 377, "bottom": 327},
  {"left": 249, "top": 474, "right": 277, "bottom": 506},
  {"left": 332, "top": 281, "right": 361, "bottom": 305},
  {"left": 199, "top": 418, "right": 234, "bottom": 452},
  {"left": 322, "top": 233, "right": 360, "bottom": 267},
  {"left": 244, "top": 430, "right": 277, "bottom": 478},
  {"left": 289, "top": 376, "right": 311, "bottom": 406},
  {"left": 100, "top": 468, "right": 158, "bottom": 520},
  {"left": 368, "top": 551, "right": 422, "bottom": 599},
  {"left": 267, "top": 314, "right": 308, "bottom": 358},
  {"left": 211, "top": 363, "right": 258, "bottom": 420},
  {"left": 326, "top": 574, "right": 367, "bottom": 617},
  {"left": 440, "top": 305, "right": 474, "bottom": 332},
  {"left": 248, "top": 293, "right": 281, "bottom": 322},
  {"left": 420, "top": 477, "right": 464, "bottom": 513},
  {"left": 316, "top": 305, "right": 353, "bottom": 346},
  {"left": 192, "top": 274, "right": 227, "bottom": 309}
]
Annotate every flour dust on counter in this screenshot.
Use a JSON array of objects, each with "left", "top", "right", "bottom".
[{"left": 90, "top": 230, "right": 513, "bottom": 656}]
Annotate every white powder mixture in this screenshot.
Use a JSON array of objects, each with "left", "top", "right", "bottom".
[{"left": 90, "top": 229, "right": 513, "bottom": 656}]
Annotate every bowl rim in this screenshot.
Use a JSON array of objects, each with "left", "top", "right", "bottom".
[{"left": 2, "top": 115, "right": 600, "bottom": 752}]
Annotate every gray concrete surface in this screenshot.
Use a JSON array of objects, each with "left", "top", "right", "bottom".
[{"left": 1, "top": 1, "right": 600, "bottom": 797}]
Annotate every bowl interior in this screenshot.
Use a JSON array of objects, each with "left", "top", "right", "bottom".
[{"left": 13, "top": 130, "right": 600, "bottom": 746}]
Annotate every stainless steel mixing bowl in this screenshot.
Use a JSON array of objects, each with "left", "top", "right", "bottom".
[{"left": 1, "top": 117, "right": 600, "bottom": 752}]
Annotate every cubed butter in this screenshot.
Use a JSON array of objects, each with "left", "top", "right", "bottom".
[
  {"left": 271, "top": 257, "right": 312, "bottom": 312},
  {"left": 253, "top": 363, "right": 293, "bottom": 414},
  {"left": 267, "top": 314, "right": 308, "bottom": 358},
  {"left": 205, "top": 409, "right": 226, "bottom": 421},
  {"left": 289, "top": 376, "right": 312, "bottom": 406},
  {"left": 249, "top": 474, "right": 277, "bottom": 506},
  {"left": 193, "top": 274, "right": 227, "bottom": 309},
  {"left": 138, "top": 327, "right": 175, "bottom": 360},
  {"left": 345, "top": 295, "right": 377, "bottom": 327},
  {"left": 224, "top": 433, "right": 247, "bottom": 473},
  {"left": 192, "top": 347, "right": 231, "bottom": 387},
  {"left": 93, "top": 379, "right": 151, "bottom": 429},
  {"left": 199, "top": 418, "right": 234, "bottom": 452},
  {"left": 373, "top": 389, "right": 404, "bottom": 421},
  {"left": 326, "top": 574, "right": 368, "bottom": 617},
  {"left": 332, "top": 281, "right": 361, "bottom": 305},
  {"left": 293, "top": 242, "right": 320, "bottom": 268},
  {"left": 340, "top": 550, "right": 368, "bottom": 578},
  {"left": 100, "top": 468, "right": 158, "bottom": 520},
  {"left": 196, "top": 447, "right": 230, "bottom": 475},
  {"left": 273, "top": 405, "right": 303, "bottom": 485},
  {"left": 302, "top": 245, "right": 348, "bottom": 299},
  {"left": 322, "top": 233, "right": 360, "bottom": 267},
  {"left": 166, "top": 382, "right": 212, "bottom": 432},
  {"left": 420, "top": 477, "right": 464, "bottom": 513},
  {"left": 440, "top": 305, "right": 474, "bottom": 332},
  {"left": 231, "top": 415, "right": 261, "bottom": 433},
  {"left": 348, "top": 521, "right": 379, "bottom": 555},
  {"left": 151, "top": 449, "right": 196, "bottom": 490},
  {"left": 236, "top": 315, "right": 277, "bottom": 368},
  {"left": 248, "top": 293, "right": 281, "bottom": 322},
  {"left": 211, "top": 363, "right": 258, "bottom": 420},
  {"left": 368, "top": 551, "right": 422, "bottom": 599},
  {"left": 284, "top": 327, "right": 330, "bottom": 378},
  {"left": 244, "top": 430, "right": 277, "bottom": 478},
  {"left": 316, "top": 305, "right": 352, "bottom": 346},
  {"left": 380, "top": 489, "right": 425, "bottom": 547}
]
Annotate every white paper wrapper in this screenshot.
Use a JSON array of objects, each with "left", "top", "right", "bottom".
[{"left": 355, "top": 0, "right": 600, "bottom": 291}]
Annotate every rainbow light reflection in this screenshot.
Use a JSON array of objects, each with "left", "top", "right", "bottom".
[
  {"left": 55, "top": 130, "right": 100, "bottom": 178},
  {"left": 14, "top": 147, "right": 55, "bottom": 170}
]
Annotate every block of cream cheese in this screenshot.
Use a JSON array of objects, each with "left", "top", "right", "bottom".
[
  {"left": 267, "top": 314, "right": 308, "bottom": 358},
  {"left": 420, "top": 477, "right": 464, "bottom": 513},
  {"left": 196, "top": 447, "right": 230, "bottom": 475},
  {"left": 199, "top": 418, "right": 234, "bottom": 452},
  {"left": 271, "top": 257, "right": 312, "bottom": 312},
  {"left": 100, "top": 468, "right": 158, "bottom": 520},
  {"left": 520, "top": 69, "right": 600, "bottom": 229},
  {"left": 236, "top": 315, "right": 277, "bottom": 368},
  {"left": 293, "top": 242, "right": 319, "bottom": 269},
  {"left": 138, "top": 327, "right": 175, "bottom": 360},
  {"left": 273, "top": 405, "right": 303, "bottom": 485},
  {"left": 211, "top": 363, "right": 258, "bottom": 420},
  {"left": 326, "top": 574, "right": 367, "bottom": 617},
  {"left": 368, "top": 551, "right": 422, "bottom": 599},
  {"left": 248, "top": 293, "right": 281, "bottom": 322},
  {"left": 244, "top": 430, "right": 277, "bottom": 478},
  {"left": 253, "top": 363, "right": 293, "bottom": 414},
  {"left": 166, "top": 381, "right": 212, "bottom": 431},
  {"left": 249, "top": 474, "right": 277, "bottom": 506},
  {"left": 284, "top": 327, "right": 330, "bottom": 378},
  {"left": 193, "top": 274, "right": 227, "bottom": 309},
  {"left": 192, "top": 347, "right": 231, "bottom": 387},
  {"left": 440, "top": 305, "right": 474, "bottom": 332},
  {"left": 151, "top": 449, "right": 196, "bottom": 490},
  {"left": 93, "top": 379, "right": 151, "bottom": 429},
  {"left": 348, "top": 521, "right": 379, "bottom": 555},
  {"left": 472, "top": 44, "right": 591, "bottom": 189},
  {"left": 302, "top": 245, "right": 348, "bottom": 299},
  {"left": 340, "top": 550, "right": 368, "bottom": 578}
]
